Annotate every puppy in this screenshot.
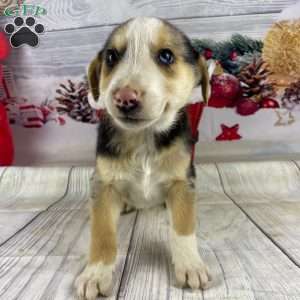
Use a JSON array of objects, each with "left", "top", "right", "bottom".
[{"left": 75, "top": 17, "right": 211, "bottom": 299}]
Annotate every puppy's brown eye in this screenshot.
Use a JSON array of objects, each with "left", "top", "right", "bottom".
[
  {"left": 158, "top": 49, "right": 174, "bottom": 65},
  {"left": 106, "top": 49, "right": 119, "bottom": 67}
]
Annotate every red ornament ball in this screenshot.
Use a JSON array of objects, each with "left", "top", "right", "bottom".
[
  {"left": 236, "top": 98, "right": 260, "bottom": 116},
  {"left": 260, "top": 98, "right": 280, "bottom": 109},
  {"left": 208, "top": 74, "right": 241, "bottom": 108},
  {"left": 204, "top": 48, "right": 213, "bottom": 60}
]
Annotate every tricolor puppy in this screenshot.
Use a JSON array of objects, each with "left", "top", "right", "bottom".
[{"left": 75, "top": 17, "right": 211, "bottom": 299}]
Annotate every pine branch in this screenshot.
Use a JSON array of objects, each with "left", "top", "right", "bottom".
[{"left": 192, "top": 34, "right": 263, "bottom": 74}]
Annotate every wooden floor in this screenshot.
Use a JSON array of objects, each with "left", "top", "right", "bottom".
[{"left": 1, "top": 161, "right": 300, "bottom": 300}]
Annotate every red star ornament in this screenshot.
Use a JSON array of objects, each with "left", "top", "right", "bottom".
[{"left": 216, "top": 124, "right": 242, "bottom": 141}]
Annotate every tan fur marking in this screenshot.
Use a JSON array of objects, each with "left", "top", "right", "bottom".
[
  {"left": 158, "top": 140, "right": 191, "bottom": 180},
  {"left": 167, "top": 180, "right": 196, "bottom": 236},
  {"left": 109, "top": 24, "right": 128, "bottom": 51},
  {"left": 88, "top": 54, "right": 102, "bottom": 100},
  {"left": 89, "top": 184, "right": 123, "bottom": 265},
  {"left": 198, "top": 55, "right": 210, "bottom": 103}
]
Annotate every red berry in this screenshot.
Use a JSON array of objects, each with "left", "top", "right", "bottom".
[
  {"left": 208, "top": 74, "right": 241, "bottom": 108},
  {"left": 260, "top": 98, "right": 279, "bottom": 109},
  {"left": 204, "top": 48, "right": 213, "bottom": 60},
  {"left": 236, "top": 98, "right": 260, "bottom": 116},
  {"left": 230, "top": 51, "right": 238, "bottom": 61}
]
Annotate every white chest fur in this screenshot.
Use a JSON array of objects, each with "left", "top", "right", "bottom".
[{"left": 121, "top": 145, "right": 166, "bottom": 209}]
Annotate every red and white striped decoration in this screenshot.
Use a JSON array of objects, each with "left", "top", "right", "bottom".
[{"left": 19, "top": 104, "right": 45, "bottom": 128}]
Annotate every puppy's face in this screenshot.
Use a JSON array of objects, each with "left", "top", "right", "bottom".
[{"left": 88, "top": 17, "right": 209, "bottom": 131}]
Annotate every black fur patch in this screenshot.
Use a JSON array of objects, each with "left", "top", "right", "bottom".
[
  {"left": 187, "top": 161, "right": 196, "bottom": 179},
  {"left": 96, "top": 113, "right": 121, "bottom": 158},
  {"left": 154, "top": 108, "right": 194, "bottom": 151}
]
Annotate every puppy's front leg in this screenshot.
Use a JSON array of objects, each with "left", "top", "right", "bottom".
[
  {"left": 75, "top": 183, "right": 123, "bottom": 299},
  {"left": 166, "top": 180, "right": 211, "bottom": 290}
]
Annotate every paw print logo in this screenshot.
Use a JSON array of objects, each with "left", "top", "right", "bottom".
[{"left": 4, "top": 16, "right": 45, "bottom": 48}]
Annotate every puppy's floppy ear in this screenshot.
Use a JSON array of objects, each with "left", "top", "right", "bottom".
[
  {"left": 87, "top": 51, "right": 103, "bottom": 101},
  {"left": 197, "top": 55, "right": 211, "bottom": 104}
]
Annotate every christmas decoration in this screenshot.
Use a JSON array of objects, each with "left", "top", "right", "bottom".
[
  {"left": 236, "top": 51, "right": 262, "bottom": 71},
  {"left": 260, "top": 98, "right": 279, "bottom": 109},
  {"left": 0, "top": 29, "right": 13, "bottom": 165},
  {"left": 192, "top": 34, "right": 263, "bottom": 74},
  {"left": 274, "top": 110, "right": 295, "bottom": 126},
  {"left": 186, "top": 102, "right": 204, "bottom": 161},
  {"left": 281, "top": 80, "right": 300, "bottom": 111},
  {"left": 0, "top": 32, "right": 10, "bottom": 61},
  {"left": 0, "top": 65, "right": 16, "bottom": 101},
  {"left": 208, "top": 73, "right": 241, "bottom": 108},
  {"left": 236, "top": 98, "right": 260, "bottom": 116},
  {"left": 229, "top": 50, "right": 238, "bottom": 61},
  {"left": 56, "top": 79, "right": 100, "bottom": 124},
  {"left": 0, "top": 103, "right": 14, "bottom": 166},
  {"left": 213, "top": 62, "right": 224, "bottom": 75},
  {"left": 238, "top": 58, "right": 275, "bottom": 100},
  {"left": 203, "top": 48, "right": 213, "bottom": 60},
  {"left": 0, "top": 32, "right": 14, "bottom": 102},
  {"left": 216, "top": 124, "right": 242, "bottom": 141},
  {"left": 263, "top": 21, "right": 300, "bottom": 79},
  {"left": 3, "top": 96, "right": 65, "bottom": 128}
]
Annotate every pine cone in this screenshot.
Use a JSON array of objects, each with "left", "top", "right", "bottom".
[
  {"left": 56, "top": 79, "right": 99, "bottom": 124},
  {"left": 238, "top": 58, "right": 275, "bottom": 101},
  {"left": 281, "top": 80, "right": 300, "bottom": 110}
]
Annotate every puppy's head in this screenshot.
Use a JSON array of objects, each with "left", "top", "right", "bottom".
[{"left": 88, "top": 17, "right": 209, "bottom": 131}]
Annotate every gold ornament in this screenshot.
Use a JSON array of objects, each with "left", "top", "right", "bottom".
[{"left": 263, "top": 21, "right": 300, "bottom": 78}]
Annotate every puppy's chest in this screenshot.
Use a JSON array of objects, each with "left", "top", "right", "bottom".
[{"left": 121, "top": 148, "right": 167, "bottom": 208}]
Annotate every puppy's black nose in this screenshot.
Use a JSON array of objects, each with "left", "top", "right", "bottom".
[{"left": 114, "top": 88, "right": 140, "bottom": 114}]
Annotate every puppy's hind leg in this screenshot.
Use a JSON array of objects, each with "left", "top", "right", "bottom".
[
  {"left": 75, "top": 183, "right": 123, "bottom": 299},
  {"left": 166, "top": 180, "right": 211, "bottom": 290}
]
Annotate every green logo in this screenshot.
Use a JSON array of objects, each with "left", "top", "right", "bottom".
[{"left": 4, "top": 3, "right": 47, "bottom": 17}]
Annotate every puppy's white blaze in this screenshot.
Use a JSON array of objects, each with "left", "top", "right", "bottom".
[
  {"left": 125, "top": 17, "right": 161, "bottom": 72},
  {"left": 169, "top": 228, "right": 204, "bottom": 269}
]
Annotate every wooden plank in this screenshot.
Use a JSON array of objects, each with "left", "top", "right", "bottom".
[
  {"left": 0, "top": 167, "right": 71, "bottom": 211},
  {"left": 196, "top": 164, "right": 231, "bottom": 204},
  {"left": 0, "top": 168, "right": 7, "bottom": 182},
  {"left": 118, "top": 204, "right": 300, "bottom": 299},
  {"left": 0, "top": 167, "right": 71, "bottom": 247},
  {"left": 237, "top": 202, "right": 300, "bottom": 260},
  {"left": 196, "top": 140, "right": 300, "bottom": 163},
  {"left": 48, "top": 166, "right": 93, "bottom": 210},
  {"left": 216, "top": 161, "right": 300, "bottom": 203},
  {"left": 216, "top": 161, "right": 300, "bottom": 268},
  {"left": 0, "top": 166, "right": 136, "bottom": 300},
  {"left": 0, "top": 212, "right": 136, "bottom": 300},
  {"left": 0, "top": 211, "right": 36, "bottom": 245},
  {"left": 0, "top": 0, "right": 294, "bottom": 31},
  {"left": 7, "top": 13, "right": 277, "bottom": 79}
]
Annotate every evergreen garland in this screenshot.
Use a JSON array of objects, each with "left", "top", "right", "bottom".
[{"left": 192, "top": 34, "right": 263, "bottom": 75}]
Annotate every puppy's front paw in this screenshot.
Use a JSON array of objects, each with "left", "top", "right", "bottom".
[
  {"left": 75, "top": 262, "right": 114, "bottom": 299},
  {"left": 174, "top": 262, "right": 211, "bottom": 290}
]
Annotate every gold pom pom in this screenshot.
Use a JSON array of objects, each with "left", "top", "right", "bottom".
[{"left": 262, "top": 21, "right": 300, "bottom": 78}]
